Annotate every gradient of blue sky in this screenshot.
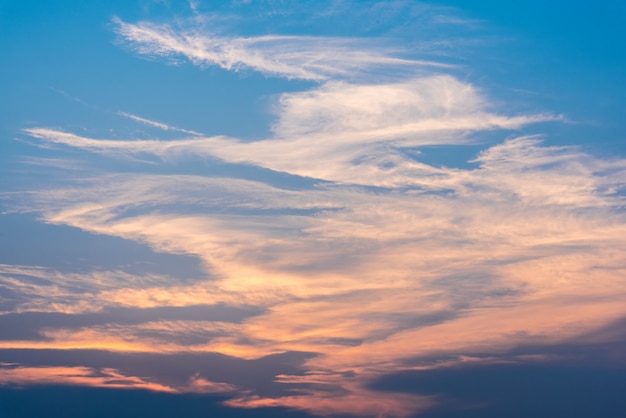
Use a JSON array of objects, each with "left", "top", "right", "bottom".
[{"left": 1, "top": 1, "right": 626, "bottom": 417}]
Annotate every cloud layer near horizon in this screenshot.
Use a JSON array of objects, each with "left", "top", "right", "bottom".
[{"left": 3, "top": 7, "right": 626, "bottom": 418}]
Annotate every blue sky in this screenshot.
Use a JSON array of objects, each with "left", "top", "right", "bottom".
[{"left": 1, "top": 1, "right": 626, "bottom": 417}]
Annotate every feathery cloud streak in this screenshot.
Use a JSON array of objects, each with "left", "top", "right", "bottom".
[
  {"left": 118, "top": 112, "right": 203, "bottom": 136},
  {"left": 113, "top": 17, "right": 452, "bottom": 80},
  {"left": 25, "top": 74, "right": 561, "bottom": 188}
]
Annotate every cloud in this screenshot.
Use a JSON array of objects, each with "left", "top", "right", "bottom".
[
  {"left": 118, "top": 112, "right": 203, "bottom": 136},
  {"left": 15, "top": 119, "right": 626, "bottom": 416},
  {"left": 187, "top": 373, "right": 237, "bottom": 393},
  {"left": 272, "top": 76, "right": 533, "bottom": 138},
  {"left": 7, "top": 7, "right": 626, "bottom": 417},
  {"left": 9, "top": 131, "right": 626, "bottom": 414},
  {"left": 259, "top": 77, "right": 560, "bottom": 185},
  {"left": 112, "top": 17, "right": 452, "bottom": 81},
  {"left": 0, "top": 365, "right": 176, "bottom": 392},
  {"left": 24, "top": 75, "right": 561, "bottom": 188},
  {"left": 0, "top": 364, "right": 236, "bottom": 394},
  {"left": 225, "top": 386, "right": 435, "bottom": 418},
  {"left": 0, "top": 304, "right": 262, "bottom": 342}
]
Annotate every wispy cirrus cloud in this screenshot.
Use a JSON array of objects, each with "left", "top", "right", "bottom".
[
  {"left": 112, "top": 17, "right": 452, "bottom": 81},
  {"left": 24, "top": 74, "right": 562, "bottom": 188},
  {"left": 118, "top": 111, "right": 203, "bottom": 136}
]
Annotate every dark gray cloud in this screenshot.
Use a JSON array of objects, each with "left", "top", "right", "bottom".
[
  {"left": 368, "top": 320, "right": 626, "bottom": 417},
  {"left": 370, "top": 362, "right": 626, "bottom": 418},
  {"left": 0, "top": 349, "right": 316, "bottom": 398},
  {"left": 0, "top": 385, "right": 317, "bottom": 418}
]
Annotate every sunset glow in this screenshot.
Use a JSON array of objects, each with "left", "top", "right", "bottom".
[{"left": 2, "top": 1, "right": 625, "bottom": 417}]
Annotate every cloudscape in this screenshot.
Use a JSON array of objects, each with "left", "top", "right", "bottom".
[{"left": 1, "top": 1, "right": 626, "bottom": 417}]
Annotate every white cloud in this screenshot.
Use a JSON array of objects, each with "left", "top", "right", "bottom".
[
  {"left": 113, "top": 17, "right": 452, "bottom": 81},
  {"left": 272, "top": 76, "right": 554, "bottom": 138},
  {"left": 118, "top": 111, "right": 203, "bottom": 136},
  {"left": 25, "top": 74, "right": 561, "bottom": 188}
]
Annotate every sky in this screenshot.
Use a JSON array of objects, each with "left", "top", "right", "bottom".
[{"left": 1, "top": 1, "right": 626, "bottom": 417}]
